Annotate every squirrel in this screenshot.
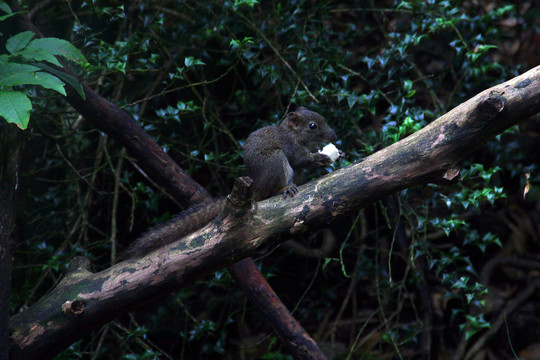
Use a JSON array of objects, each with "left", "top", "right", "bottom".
[
  {"left": 121, "top": 107, "right": 338, "bottom": 259},
  {"left": 244, "top": 106, "right": 337, "bottom": 200}
]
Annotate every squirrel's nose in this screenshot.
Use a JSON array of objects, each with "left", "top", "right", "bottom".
[{"left": 328, "top": 130, "right": 337, "bottom": 142}]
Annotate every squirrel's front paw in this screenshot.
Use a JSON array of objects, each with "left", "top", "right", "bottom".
[
  {"left": 316, "top": 153, "right": 334, "bottom": 166},
  {"left": 282, "top": 184, "right": 298, "bottom": 198}
]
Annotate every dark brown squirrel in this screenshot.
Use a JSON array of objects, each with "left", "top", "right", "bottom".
[
  {"left": 121, "top": 107, "right": 338, "bottom": 259},
  {"left": 244, "top": 106, "right": 337, "bottom": 200}
]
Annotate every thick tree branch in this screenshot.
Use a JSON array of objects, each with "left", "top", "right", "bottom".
[{"left": 9, "top": 65, "right": 540, "bottom": 359}]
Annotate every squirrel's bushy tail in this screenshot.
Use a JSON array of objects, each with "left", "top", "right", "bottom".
[{"left": 121, "top": 198, "right": 225, "bottom": 259}]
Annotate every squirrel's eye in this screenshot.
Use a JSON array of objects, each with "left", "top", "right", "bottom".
[{"left": 309, "top": 123, "right": 318, "bottom": 130}]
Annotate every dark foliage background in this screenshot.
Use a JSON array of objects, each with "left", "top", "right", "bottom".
[{"left": 7, "top": 0, "right": 540, "bottom": 359}]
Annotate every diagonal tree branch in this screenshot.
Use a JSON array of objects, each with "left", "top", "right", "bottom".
[{"left": 9, "top": 65, "right": 540, "bottom": 359}]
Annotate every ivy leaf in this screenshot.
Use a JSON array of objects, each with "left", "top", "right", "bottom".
[
  {"left": 0, "top": 90, "right": 32, "bottom": 129},
  {"left": 233, "top": 0, "right": 259, "bottom": 9},
  {"left": 184, "top": 56, "right": 205, "bottom": 67},
  {"left": 6, "top": 31, "right": 34, "bottom": 54}
]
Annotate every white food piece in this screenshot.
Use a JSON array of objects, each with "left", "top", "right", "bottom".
[{"left": 319, "top": 143, "right": 340, "bottom": 162}]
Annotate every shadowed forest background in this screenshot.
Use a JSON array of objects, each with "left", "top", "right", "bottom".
[{"left": 3, "top": 0, "right": 540, "bottom": 359}]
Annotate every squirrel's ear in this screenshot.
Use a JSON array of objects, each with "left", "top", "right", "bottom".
[{"left": 284, "top": 112, "right": 300, "bottom": 129}]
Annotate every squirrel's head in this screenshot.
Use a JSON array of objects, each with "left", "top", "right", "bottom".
[{"left": 282, "top": 107, "right": 337, "bottom": 151}]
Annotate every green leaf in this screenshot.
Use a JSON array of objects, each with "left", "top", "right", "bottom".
[
  {"left": 396, "top": 1, "right": 411, "bottom": 10},
  {"left": 21, "top": 37, "right": 87, "bottom": 66},
  {"left": 184, "top": 56, "right": 205, "bottom": 67},
  {"left": 0, "top": 63, "right": 66, "bottom": 95},
  {"left": 0, "top": 12, "right": 16, "bottom": 21},
  {"left": 0, "top": 90, "right": 32, "bottom": 129},
  {"left": 0, "top": 62, "right": 42, "bottom": 77},
  {"left": 403, "top": 79, "right": 413, "bottom": 92},
  {"left": 6, "top": 31, "right": 34, "bottom": 54},
  {"left": 0, "top": 0, "right": 11, "bottom": 14},
  {"left": 0, "top": 70, "right": 66, "bottom": 95},
  {"left": 18, "top": 47, "right": 63, "bottom": 67},
  {"left": 233, "top": 0, "right": 259, "bottom": 9},
  {"left": 31, "top": 62, "right": 86, "bottom": 99}
]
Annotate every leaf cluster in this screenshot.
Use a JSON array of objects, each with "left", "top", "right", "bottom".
[{"left": 0, "top": 2, "right": 87, "bottom": 128}]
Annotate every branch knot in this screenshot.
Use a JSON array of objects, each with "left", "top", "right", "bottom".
[{"left": 222, "top": 177, "right": 255, "bottom": 218}]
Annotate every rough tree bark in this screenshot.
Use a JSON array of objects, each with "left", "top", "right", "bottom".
[
  {"left": 0, "top": 124, "right": 26, "bottom": 360},
  {"left": 8, "top": 65, "right": 540, "bottom": 359}
]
